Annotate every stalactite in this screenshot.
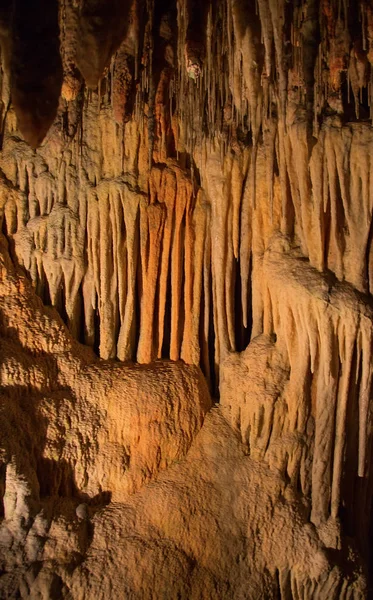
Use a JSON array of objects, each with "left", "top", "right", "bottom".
[
  {"left": 112, "top": 0, "right": 140, "bottom": 125},
  {"left": 239, "top": 153, "right": 253, "bottom": 330},
  {"left": 181, "top": 189, "right": 208, "bottom": 366},
  {"left": 112, "top": 41, "right": 134, "bottom": 126},
  {"left": 268, "top": 0, "right": 287, "bottom": 120},
  {"left": 205, "top": 149, "right": 232, "bottom": 365},
  {"left": 183, "top": 0, "right": 209, "bottom": 80},
  {"left": 145, "top": 0, "right": 155, "bottom": 170},
  {"left": 170, "top": 169, "right": 189, "bottom": 361},
  {"left": 75, "top": 0, "right": 132, "bottom": 89},
  {"left": 263, "top": 118, "right": 276, "bottom": 222},
  {"left": 137, "top": 199, "right": 165, "bottom": 363},
  {"left": 60, "top": 0, "right": 81, "bottom": 102},
  {"left": 202, "top": 198, "right": 212, "bottom": 384},
  {"left": 10, "top": 0, "right": 63, "bottom": 147},
  {"left": 117, "top": 189, "right": 140, "bottom": 361},
  {"left": 156, "top": 168, "right": 176, "bottom": 358},
  {"left": 256, "top": 0, "right": 273, "bottom": 80},
  {"left": 154, "top": 67, "right": 173, "bottom": 163},
  {"left": 257, "top": 242, "right": 373, "bottom": 531}
]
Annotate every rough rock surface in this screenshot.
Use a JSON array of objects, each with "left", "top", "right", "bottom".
[
  {"left": 1, "top": 0, "right": 373, "bottom": 597},
  {"left": 0, "top": 242, "right": 366, "bottom": 598}
]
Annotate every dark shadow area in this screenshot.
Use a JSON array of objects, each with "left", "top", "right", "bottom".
[
  {"left": 11, "top": 0, "right": 63, "bottom": 147},
  {"left": 0, "top": 462, "right": 5, "bottom": 519},
  {"left": 75, "top": 0, "right": 133, "bottom": 89},
  {"left": 0, "top": 377, "right": 111, "bottom": 523}
]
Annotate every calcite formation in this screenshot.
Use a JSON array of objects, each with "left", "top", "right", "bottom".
[{"left": 0, "top": 0, "right": 373, "bottom": 598}]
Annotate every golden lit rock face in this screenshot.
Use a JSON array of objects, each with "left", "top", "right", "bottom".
[
  {"left": 0, "top": 241, "right": 211, "bottom": 503},
  {"left": 0, "top": 0, "right": 373, "bottom": 598}
]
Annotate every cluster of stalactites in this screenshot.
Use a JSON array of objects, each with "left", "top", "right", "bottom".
[
  {"left": 1, "top": 113, "right": 373, "bottom": 387},
  {"left": 1, "top": 0, "right": 373, "bottom": 150},
  {"left": 1, "top": 0, "right": 373, "bottom": 391},
  {"left": 177, "top": 0, "right": 373, "bottom": 152},
  {"left": 262, "top": 245, "right": 373, "bottom": 529},
  {"left": 0, "top": 147, "right": 215, "bottom": 384}
]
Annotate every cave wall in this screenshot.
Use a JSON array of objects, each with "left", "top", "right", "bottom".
[{"left": 1, "top": 0, "right": 373, "bottom": 598}]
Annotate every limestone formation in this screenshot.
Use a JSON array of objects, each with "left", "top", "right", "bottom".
[{"left": 0, "top": 0, "right": 373, "bottom": 598}]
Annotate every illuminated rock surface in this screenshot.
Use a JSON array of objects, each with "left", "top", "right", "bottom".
[{"left": 0, "top": 0, "right": 373, "bottom": 597}]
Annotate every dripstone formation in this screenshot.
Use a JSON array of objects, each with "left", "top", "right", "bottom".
[{"left": 1, "top": 0, "right": 373, "bottom": 598}]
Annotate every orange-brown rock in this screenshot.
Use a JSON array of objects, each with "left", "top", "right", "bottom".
[{"left": 1, "top": 0, "right": 373, "bottom": 597}]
